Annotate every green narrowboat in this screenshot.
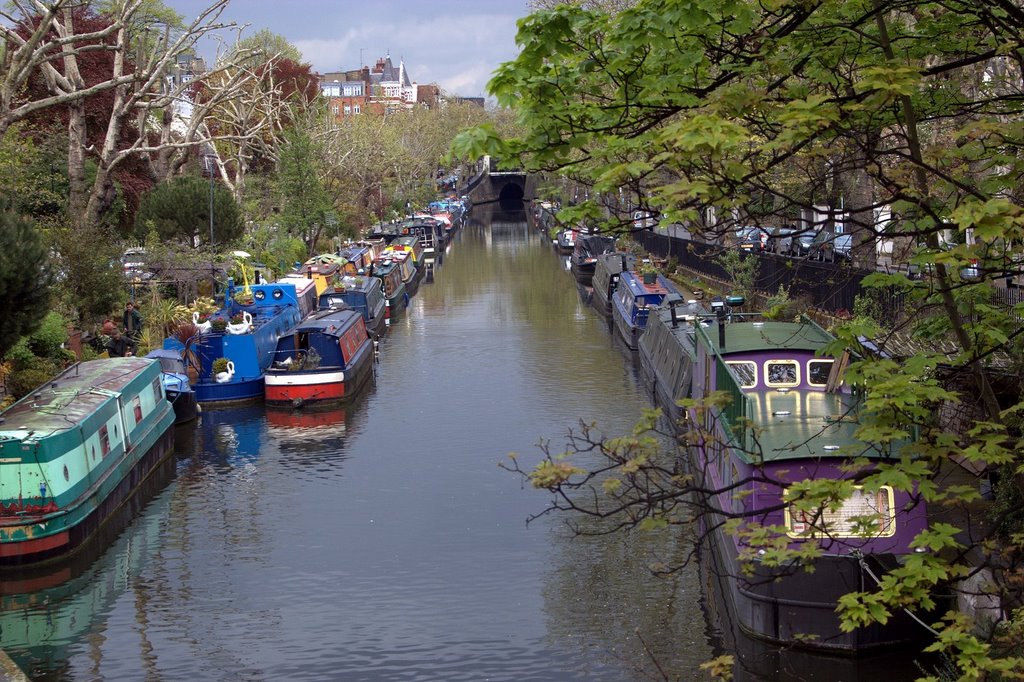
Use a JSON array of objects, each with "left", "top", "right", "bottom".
[{"left": 0, "top": 357, "right": 176, "bottom": 566}]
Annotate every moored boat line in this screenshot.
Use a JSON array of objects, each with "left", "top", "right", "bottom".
[{"left": 533, "top": 199, "right": 940, "bottom": 655}]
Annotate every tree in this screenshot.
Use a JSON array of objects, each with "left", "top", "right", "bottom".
[
  {"left": 135, "top": 174, "right": 242, "bottom": 247},
  {"left": 276, "top": 129, "right": 333, "bottom": 252},
  {"left": 201, "top": 55, "right": 322, "bottom": 204},
  {"left": 455, "top": 0, "right": 1024, "bottom": 674},
  {"left": 0, "top": 206, "right": 51, "bottom": 358},
  {"left": 229, "top": 28, "right": 303, "bottom": 66}
]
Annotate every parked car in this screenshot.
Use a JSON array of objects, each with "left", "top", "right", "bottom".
[
  {"left": 732, "top": 226, "right": 768, "bottom": 252},
  {"left": 121, "top": 247, "right": 153, "bottom": 281},
  {"left": 633, "top": 210, "right": 656, "bottom": 229},
  {"left": 792, "top": 229, "right": 818, "bottom": 258},
  {"left": 807, "top": 231, "right": 852, "bottom": 262},
  {"left": 766, "top": 225, "right": 798, "bottom": 255}
]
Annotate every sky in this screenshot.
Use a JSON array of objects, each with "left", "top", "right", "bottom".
[{"left": 164, "top": 0, "right": 531, "bottom": 98}]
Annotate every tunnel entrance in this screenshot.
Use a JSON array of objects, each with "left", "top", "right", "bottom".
[{"left": 498, "top": 182, "right": 525, "bottom": 210}]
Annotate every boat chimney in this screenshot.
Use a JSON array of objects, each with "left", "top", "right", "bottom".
[
  {"left": 666, "top": 294, "right": 683, "bottom": 328},
  {"left": 711, "top": 296, "right": 726, "bottom": 349}
]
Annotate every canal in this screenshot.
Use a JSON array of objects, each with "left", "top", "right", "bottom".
[{"left": 1, "top": 208, "right": 927, "bottom": 681}]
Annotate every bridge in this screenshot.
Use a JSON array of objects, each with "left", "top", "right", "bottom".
[{"left": 463, "top": 156, "right": 535, "bottom": 210}]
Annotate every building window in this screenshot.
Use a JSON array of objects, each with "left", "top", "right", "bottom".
[
  {"left": 332, "top": 105, "right": 339, "bottom": 115},
  {"left": 353, "top": 104, "right": 360, "bottom": 114},
  {"left": 343, "top": 104, "right": 351, "bottom": 115}
]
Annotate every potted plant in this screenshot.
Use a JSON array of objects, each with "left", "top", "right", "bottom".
[
  {"left": 230, "top": 313, "right": 245, "bottom": 325},
  {"left": 212, "top": 357, "right": 230, "bottom": 375},
  {"left": 210, "top": 318, "right": 228, "bottom": 333},
  {"left": 639, "top": 262, "right": 659, "bottom": 285}
]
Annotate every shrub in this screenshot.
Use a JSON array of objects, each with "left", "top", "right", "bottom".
[{"left": 7, "top": 356, "right": 58, "bottom": 399}]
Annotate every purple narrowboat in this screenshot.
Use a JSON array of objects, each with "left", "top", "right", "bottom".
[{"left": 644, "top": 303, "right": 934, "bottom": 653}]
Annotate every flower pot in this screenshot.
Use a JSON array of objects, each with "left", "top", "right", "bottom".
[{"left": 642, "top": 271, "right": 657, "bottom": 285}]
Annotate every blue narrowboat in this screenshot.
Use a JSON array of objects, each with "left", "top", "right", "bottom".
[
  {"left": 318, "top": 274, "right": 388, "bottom": 340},
  {"left": 165, "top": 279, "right": 316, "bottom": 404},
  {"left": 144, "top": 348, "right": 199, "bottom": 424},
  {"left": 0, "top": 358, "right": 176, "bottom": 565},
  {"left": 610, "top": 269, "right": 682, "bottom": 349},
  {"left": 264, "top": 308, "right": 375, "bottom": 407}
]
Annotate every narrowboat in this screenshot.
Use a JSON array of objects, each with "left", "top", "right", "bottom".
[
  {"left": 165, "top": 279, "right": 315, "bottom": 404},
  {"left": 294, "top": 253, "right": 347, "bottom": 296},
  {"left": 591, "top": 252, "right": 635, "bottom": 317},
  {"left": 677, "top": 305, "right": 932, "bottom": 652},
  {"left": 337, "top": 242, "right": 380, "bottom": 275},
  {"left": 387, "top": 235, "right": 426, "bottom": 273},
  {"left": 555, "top": 227, "right": 578, "bottom": 254},
  {"left": 366, "top": 257, "right": 408, "bottom": 324},
  {"left": 264, "top": 308, "right": 376, "bottom": 407},
  {"left": 610, "top": 269, "right": 681, "bottom": 350},
  {"left": 144, "top": 348, "right": 199, "bottom": 424},
  {"left": 569, "top": 234, "right": 616, "bottom": 285},
  {"left": 636, "top": 297, "right": 706, "bottom": 425},
  {"left": 0, "top": 357, "right": 176, "bottom": 566},
  {"left": 376, "top": 248, "right": 419, "bottom": 298},
  {"left": 397, "top": 216, "right": 446, "bottom": 262},
  {"left": 366, "top": 222, "right": 403, "bottom": 244},
  {"left": 319, "top": 274, "right": 388, "bottom": 340}
]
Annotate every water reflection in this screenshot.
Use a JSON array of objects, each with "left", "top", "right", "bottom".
[{"left": 0, "top": 450, "right": 177, "bottom": 680}]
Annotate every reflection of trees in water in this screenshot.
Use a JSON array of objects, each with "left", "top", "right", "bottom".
[{"left": 541, "top": 459, "right": 712, "bottom": 679}]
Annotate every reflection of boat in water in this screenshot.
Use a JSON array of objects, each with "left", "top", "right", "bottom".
[
  {"left": 0, "top": 358, "right": 176, "bottom": 566},
  {"left": 0, "top": 460, "right": 175, "bottom": 676},
  {"left": 194, "top": 403, "right": 267, "bottom": 468}
]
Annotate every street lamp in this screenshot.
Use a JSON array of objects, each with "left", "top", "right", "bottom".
[{"left": 201, "top": 143, "right": 217, "bottom": 246}]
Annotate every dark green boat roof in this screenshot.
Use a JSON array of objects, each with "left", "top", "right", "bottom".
[
  {"left": 703, "top": 319, "right": 833, "bottom": 355},
  {"left": 0, "top": 358, "right": 154, "bottom": 439}
]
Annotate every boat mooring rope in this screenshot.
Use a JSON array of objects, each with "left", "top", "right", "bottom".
[{"left": 854, "top": 550, "right": 941, "bottom": 636}]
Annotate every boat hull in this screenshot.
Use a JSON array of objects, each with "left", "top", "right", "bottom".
[
  {"left": 0, "top": 415, "right": 175, "bottom": 567},
  {"left": 166, "top": 388, "right": 199, "bottom": 424},
  {"left": 264, "top": 360, "right": 373, "bottom": 407},
  {"left": 193, "top": 376, "right": 265, "bottom": 404},
  {"left": 700, "top": 507, "right": 933, "bottom": 653}
]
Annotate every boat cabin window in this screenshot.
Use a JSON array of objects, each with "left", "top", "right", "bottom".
[
  {"left": 133, "top": 396, "right": 143, "bottom": 423},
  {"left": 100, "top": 425, "right": 110, "bottom": 456},
  {"left": 785, "top": 486, "right": 895, "bottom": 538},
  {"left": 764, "top": 360, "right": 799, "bottom": 387},
  {"left": 152, "top": 377, "right": 162, "bottom": 401},
  {"left": 807, "top": 359, "right": 834, "bottom": 387},
  {"left": 725, "top": 361, "right": 757, "bottom": 388}
]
